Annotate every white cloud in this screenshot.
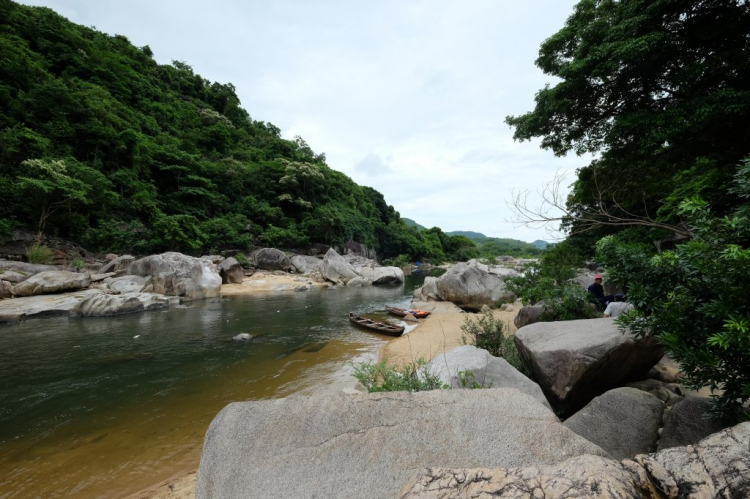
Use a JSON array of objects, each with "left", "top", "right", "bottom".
[{"left": 20, "top": 0, "right": 589, "bottom": 242}]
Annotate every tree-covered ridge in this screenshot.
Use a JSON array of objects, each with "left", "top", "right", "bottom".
[{"left": 0, "top": 0, "right": 472, "bottom": 261}]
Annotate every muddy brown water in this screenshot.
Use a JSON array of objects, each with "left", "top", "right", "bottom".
[{"left": 0, "top": 271, "right": 439, "bottom": 498}]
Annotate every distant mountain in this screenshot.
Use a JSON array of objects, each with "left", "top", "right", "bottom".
[
  {"left": 446, "top": 231, "right": 487, "bottom": 240},
  {"left": 403, "top": 218, "right": 426, "bottom": 230},
  {"left": 531, "top": 240, "right": 550, "bottom": 249}
]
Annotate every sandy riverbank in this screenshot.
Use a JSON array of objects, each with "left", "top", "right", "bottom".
[{"left": 378, "top": 301, "right": 520, "bottom": 368}]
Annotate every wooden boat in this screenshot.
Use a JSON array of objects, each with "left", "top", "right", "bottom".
[
  {"left": 349, "top": 313, "right": 405, "bottom": 337},
  {"left": 385, "top": 306, "right": 431, "bottom": 319}
]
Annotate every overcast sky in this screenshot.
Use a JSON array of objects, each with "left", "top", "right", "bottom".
[{"left": 22, "top": 0, "right": 591, "bottom": 242}]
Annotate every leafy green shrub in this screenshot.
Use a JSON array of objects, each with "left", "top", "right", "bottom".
[
  {"left": 383, "top": 254, "right": 410, "bottom": 267},
  {"left": 234, "top": 253, "right": 250, "bottom": 267},
  {"left": 351, "top": 358, "right": 448, "bottom": 393},
  {"left": 0, "top": 219, "right": 14, "bottom": 241},
  {"left": 460, "top": 313, "right": 533, "bottom": 378},
  {"left": 26, "top": 244, "right": 54, "bottom": 264},
  {"left": 456, "top": 370, "right": 491, "bottom": 389},
  {"left": 597, "top": 194, "right": 750, "bottom": 423},
  {"left": 70, "top": 257, "right": 85, "bottom": 270}
]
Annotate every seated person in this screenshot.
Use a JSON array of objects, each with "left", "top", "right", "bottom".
[
  {"left": 587, "top": 275, "right": 614, "bottom": 308},
  {"left": 604, "top": 293, "right": 634, "bottom": 318}
]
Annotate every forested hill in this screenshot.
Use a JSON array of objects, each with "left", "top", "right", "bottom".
[{"left": 0, "top": 0, "right": 468, "bottom": 261}]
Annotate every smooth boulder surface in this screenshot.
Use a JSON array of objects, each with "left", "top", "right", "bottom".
[
  {"left": 400, "top": 422, "right": 750, "bottom": 498},
  {"left": 11, "top": 270, "right": 91, "bottom": 297},
  {"left": 563, "top": 387, "right": 664, "bottom": 460},
  {"left": 657, "top": 396, "right": 726, "bottom": 451},
  {"left": 413, "top": 276, "right": 440, "bottom": 301},
  {"left": 0, "top": 289, "right": 101, "bottom": 322},
  {"left": 0, "top": 270, "right": 29, "bottom": 284},
  {"left": 196, "top": 389, "right": 606, "bottom": 499},
  {"left": 427, "top": 346, "right": 551, "bottom": 410},
  {"left": 98, "top": 254, "right": 135, "bottom": 274},
  {"left": 435, "top": 262, "right": 512, "bottom": 310},
  {"left": 72, "top": 291, "right": 169, "bottom": 316},
  {"left": 0, "top": 260, "right": 61, "bottom": 275},
  {"left": 218, "top": 257, "right": 243, "bottom": 284},
  {"left": 514, "top": 319, "right": 663, "bottom": 414},
  {"left": 513, "top": 304, "right": 544, "bottom": 329},
  {"left": 109, "top": 275, "right": 148, "bottom": 294},
  {"left": 128, "top": 252, "right": 221, "bottom": 301},
  {"left": 371, "top": 266, "right": 404, "bottom": 284},
  {"left": 1, "top": 280, "right": 11, "bottom": 299},
  {"left": 320, "top": 247, "right": 359, "bottom": 285},
  {"left": 252, "top": 248, "right": 291, "bottom": 271},
  {"left": 289, "top": 255, "right": 307, "bottom": 273}
]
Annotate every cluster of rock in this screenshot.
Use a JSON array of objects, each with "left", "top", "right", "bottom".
[
  {"left": 413, "top": 259, "right": 517, "bottom": 310},
  {"left": 196, "top": 315, "right": 743, "bottom": 498},
  {"left": 0, "top": 252, "right": 221, "bottom": 323}
]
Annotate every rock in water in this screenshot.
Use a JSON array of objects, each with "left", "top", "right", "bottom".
[
  {"left": 514, "top": 318, "right": 663, "bottom": 414},
  {"left": 11, "top": 270, "right": 91, "bottom": 297},
  {"left": 128, "top": 252, "right": 222, "bottom": 301},
  {"left": 232, "top": 333, "right": 252, "bottom": 341},
  {"left": 427, "top": 345, "right": 551, "bottom": 409},
  {"left": 563, "top": 387, "right": 664, "bottom": 460},
  {"left": 72, "top": 291, "right": 170, "bottom": 316},
  {"left": 108, "top": 275, "right": 148, "bottom": 294},
  {"left": 321, "top": 248, "right": 359, "bottom": 285},
  {"left": 218, "top": 257, "right": 244, "bottom": 284},
  {"left": 252, "top": 248, "right": 291, "bottom": 271},
  {"left": 435, "top": 262, "right": 513, "bottom": 310},
  {"left": 413, "top": 276, "right": 440, "bottom": 302},
  {"left": 371, "top": 266, "right": 404, "bottom": 285},
  {"left": 196, "top": 389, "right": 606, "bottom": 499}
]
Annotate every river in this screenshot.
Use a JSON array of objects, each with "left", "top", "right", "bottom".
[{"left": 0, "top": 270, "right": 440, "bottom": 498}]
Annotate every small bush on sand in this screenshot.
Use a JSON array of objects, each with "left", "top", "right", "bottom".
[
  {"left": 351, "top": 358, "right": 448, "bottom": 393},
  {"left": 461, "top": 313, "right": 533, "bottom": 378}
]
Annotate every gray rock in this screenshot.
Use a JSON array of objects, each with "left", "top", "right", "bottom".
[
  {"left": 11, "top": 270, "right": 92, "bottom": 297},
  {"left": 72, "top": 291, "right": 169, "bottom": 316},
  {"left": 218, "top": 257, "right": 244, "bottom": 284},
  {"left": 0, "top": 289, "right": 102, "bottom": 323},
  {"left": 514, "top": 319, "right": 664, "bottom": 414},
  {"left": 128, "top": 252, "right": 222, "bottom": 301},
  {"left": 480, "top": 304, "right": 492, "bottom": 314},
  {"left": 0, "top": 270, "right": 28, "bottom": 284},
  {"left": 657, "top": 396, "right": 727, "bottom": 450},
  {"left": 624, "top": 378, "right": 683, "bottom": 406},
  {"left": 488, "top": 267, "right": 519, "bottom": 279},
  {"left": 371, "top": 266, "right": 404, "bottom": 285},
  {"left": 321, "top": 248, "right": 359, "bottom": 285},
  {"left": 513, "top": 305, "right": 544, "bottom": 328},
  {"left": 401, "top": 423, "right": 750, "bottom": 499},
  {"left": 200, "top": 255, "right": 224, "bottom": 264},
  {"left": 403, "top": 313, "right": 418, "bottom": 322},
  {"left": 196, "top": 389, "right": 606, "bottom": 499},
  {"left": 1, "top": 280, "right": 11, "bottom": 299},
  {"left": 252, "top": 248, "right": 291, "bottom": 271},
  {"left": 232, "top": 333, "right": 252, "bottom": 341},
  {"left": 564, "top": 387, "right": 664, "bottom": 460},
  {"left": 400, "top": 455, "right": 639, "bottom": 498},
  {"left": 105, "top": 253, "right": 118, "bottom": 262},
  {"left": 427, "top": 346, "right": 551, "bottom": 410},
  {"left": 289, "top": 255, "right": 307, "bottom": 273},
  {"left": 89, "top": 272, "right": 116, "bottom": 282},
  {"left": 109, "top": 275, "right": 148, "bottom": 294},
  {"left": 98, "top": 255, "right": 135, "bottom": 274},
  {"left": 346, "top": 276, "right": 371, "bottom": 287},
  {"left": 435, "top": 262, "right": 513, "bottom": 310},
  {"left": 413, "top": 276, "right": 440, "bottom": 302},
  {"left": 0, "top": 260, "right": 61, "bottom": 275}
]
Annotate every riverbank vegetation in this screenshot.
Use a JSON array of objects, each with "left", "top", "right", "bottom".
[
  {"left": 0, "top": 0, "right": 495, "bottom": 264},
  {"left": 506, "top": 0, "right": 750, "bottom": 421}
]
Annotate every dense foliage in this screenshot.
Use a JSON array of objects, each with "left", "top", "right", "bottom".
[
  {"left": 505, "top": 243, "right": 598, "bottom": 322},
  {"left": 460, "top": 313, "right": 532, "bottom": 377},
  {"left": 507, "top": 0, "right": 750, "bottom": 420},
  {"left": 0, "top": 1, "right": 478, "bottom": 261}
]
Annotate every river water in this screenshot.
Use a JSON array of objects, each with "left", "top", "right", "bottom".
[{"left": 0, "top": 271, "right": 439, "bottom": 498}]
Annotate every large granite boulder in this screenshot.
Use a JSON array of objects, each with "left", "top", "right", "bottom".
[
  {"left": 427, "top": 346, "right": 551, "bottom": 409},
  {"left": 321, "top": 247, "right": 359, "bottom": 285},
  {"left": 514, "top": 319, "right": 663, "bottom": 414},
  {"left": 11, "top": 270, "right": 91, "bottom": 297},
  {"left": 563, "top": 387, "right": 665, "bottom": 460},
  {"left": 1, "top": 280, "right": 11, "bottom": 299},
  {"left": 435, "top": 262, "right": 513, "bottom": 310},
  {"left": 218, "top": 257, "right": 243, "bottom": 284},
  {"left": 72, "top": 291, "right": 170, "bottom": 317},
  {"left": 289, "top": 255, "right": 307, "bottom": 273},
  {"left": 0, "top": 260, "right": 61, "bottom": 275},
  {"left": 513, "top": 304, "right": 544, "bottom": 329},
  {"left": 128, "top": 252, "right": 221, "bottom": 301},
  {"left": 0, "top": 289, "right": 102, "bottom": 323},
  {"left": 657, "top": 396, "right": 727, "bottom": 451},
  {"left": 371, "top": 266, "right": 404, "bottom": 285},
  {"left": 252, "top": 248, "right": 291, "bottom": 271},
  {"left": 196, "top": 389, "right": 606, "bottom": 499},
  {"left": 109, "top": 275, "right": 148, "bottom": 294},
  {"left": 98, "top": 255, "right": 135, "bottom": 274},
  {"left": 401, "top": 422, "right": 750, "bottom": 498},
  {"left": 413, "top": 276, "right": 440, "bottom": 301},
  {"left": 0, "top": 270, "right": 29, "bottom": 284}
]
